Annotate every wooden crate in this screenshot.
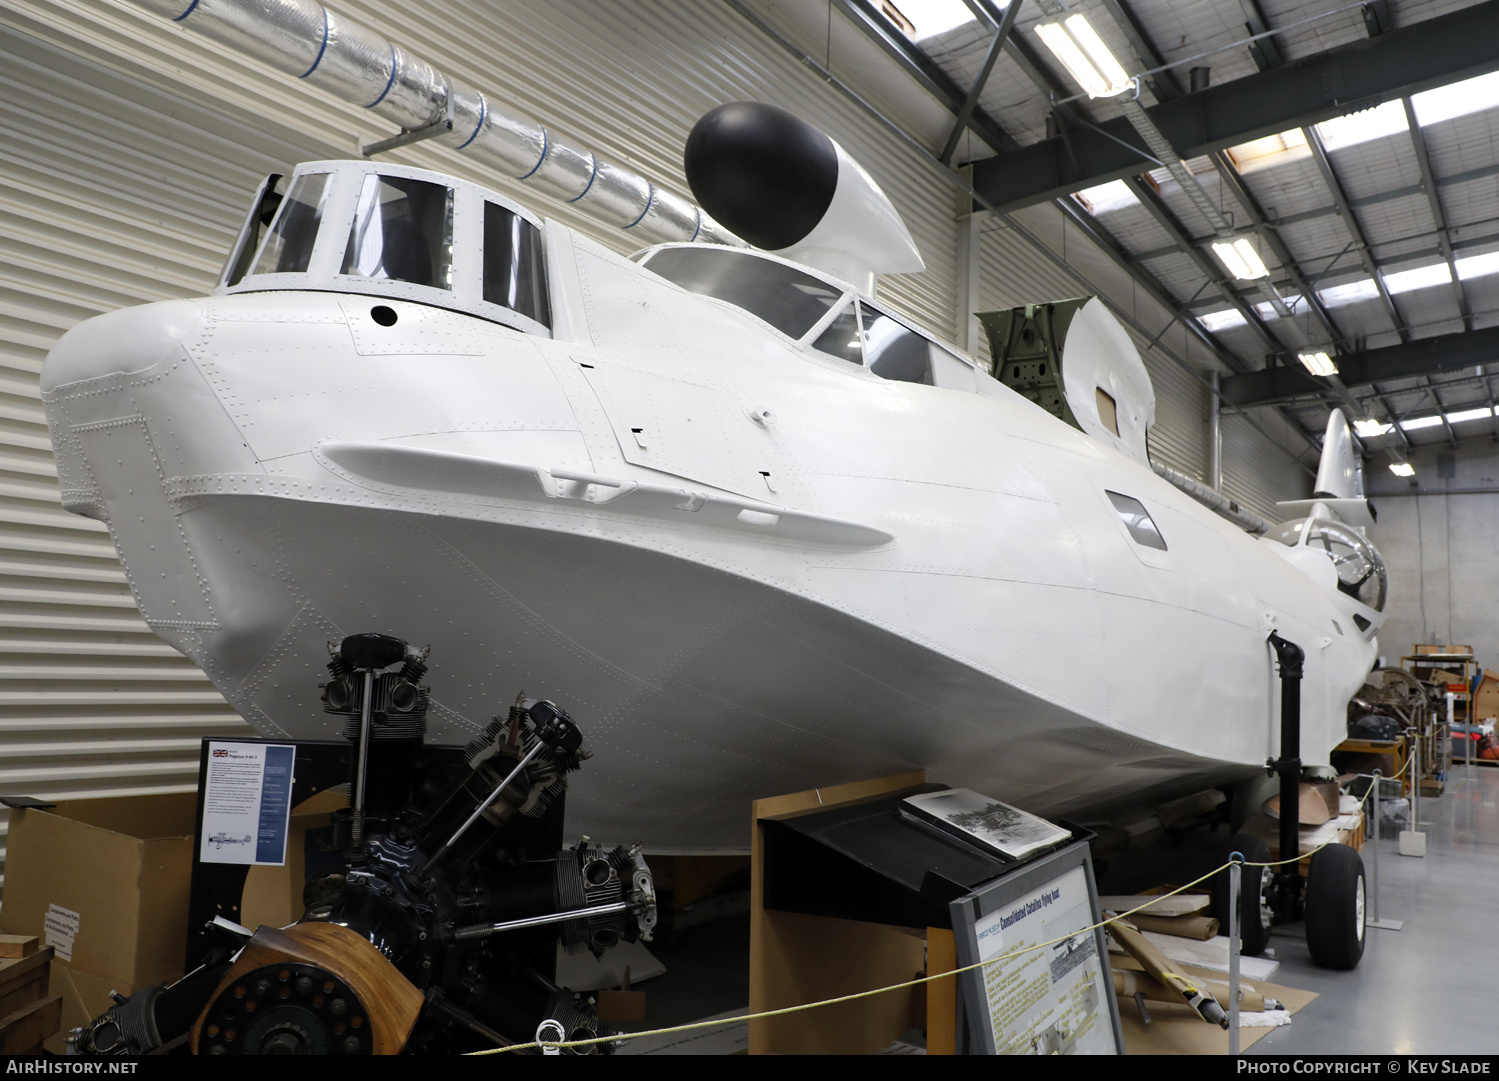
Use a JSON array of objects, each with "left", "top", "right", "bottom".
[{"left": 0, "top": 942, "right": 58, "bottom": 1053}]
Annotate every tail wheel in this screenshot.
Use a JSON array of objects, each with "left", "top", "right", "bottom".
[
  {"left": 1212, "top": 832, "right": 1274, "bottom": 956},
  {"left": 1305, "top": 842, "right": 1366, "bottom": 969}
]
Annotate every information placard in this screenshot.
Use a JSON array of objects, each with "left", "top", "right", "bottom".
[
  {"left": 199, "top": 741, "right": 296, "bottom": 866},
  {"left": 951, "top": 838, "right": 1123, "bottom": 1055}
]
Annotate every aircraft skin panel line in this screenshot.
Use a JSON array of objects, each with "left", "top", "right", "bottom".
[{"left": 39, "top": 157, "right": 1385, "bottom": 849}]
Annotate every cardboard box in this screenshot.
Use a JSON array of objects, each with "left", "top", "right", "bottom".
[
  {"left": 239, "top": 788, "right": 348, "bottom": 930},
  {"left": 1474, "top": 670, "right": 1499, "bottom": 721},
  {"left": 0, "top": 793, "right": 197, "bottom": 1050}
]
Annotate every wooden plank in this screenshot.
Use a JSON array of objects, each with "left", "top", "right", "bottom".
[
  {"left": 0, "top": 995, "right": 62, "bottom": 1054},
  {"left": 0, "top": 970, "right": 49, "bottom": 1023},
  {"left": 0, "top": 937, "right": 37, "bottom": 959},
  {"left": 749, "top": 770, "right": 927, "bottom": 1056},
  {"left": 925, "top": 927, "right": 957, "bottom": 1056}
]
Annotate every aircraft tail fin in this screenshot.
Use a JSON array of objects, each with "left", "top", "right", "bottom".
[
  {"left": 1275, "top": 410, "right": 1376, "bottom": 527},
  {"left": 1313, "top": 409, "right": 1362, "bottom": 500}
]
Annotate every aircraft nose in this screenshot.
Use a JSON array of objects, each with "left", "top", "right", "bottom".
[{"left": 40, "top": 299, "right": 204, "bottom": 395}]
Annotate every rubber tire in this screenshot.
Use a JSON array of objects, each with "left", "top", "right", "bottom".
[
  {"left": 1305, "top": 842, "right": 1366, "bottom": 970},
  {"left": 1213, "top": 832, "right": 1274, "bottom": 956}
]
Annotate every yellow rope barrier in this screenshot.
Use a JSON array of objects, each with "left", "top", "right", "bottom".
[{"left": 469, "top": 775, "right": 1386, "bottom": 1054}]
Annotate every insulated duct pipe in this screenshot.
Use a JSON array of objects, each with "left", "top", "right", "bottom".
[
  {"left": 135, "top": 0, "right": 744, "bottom": 246},
  {"left": 1151, "top": 460, "right": 1273, "bottom": 536}
]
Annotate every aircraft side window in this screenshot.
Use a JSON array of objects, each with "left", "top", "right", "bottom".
[
  {"left": 482, "top": 202, "right": 551, "bottom": 328},
  {"left": 1105, "top": 491, "right": 1167, "bottom": 551},
  {"left": 862, "top": 305, "right": 934, "bottom": 385},
  {"left": 249, "top": 172, "right": 328, "bottom": 278},
  {"left": 644, "top": 247, "right": 843, "bottom": 338},
  {"left": 811, "top": 303, "right": 863, "bottom": 364},
  {"left": 342, "top": 175, "right": 454, "bottom": 290}
]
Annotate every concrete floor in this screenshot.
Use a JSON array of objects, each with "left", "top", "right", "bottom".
[
  {"left": 1249, "top": 762, "right": 1499, "bottom": 1055},
  {"left": 629, "top": 764, "right": 1499, "bottom": 1054}
]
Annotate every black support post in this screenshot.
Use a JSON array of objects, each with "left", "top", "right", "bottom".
[{"left": 1267, "top": 632, "right": 1305, "bottom": 921}]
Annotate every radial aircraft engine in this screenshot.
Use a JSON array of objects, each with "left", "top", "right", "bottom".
[{"left": 39, "top": 102, "right": 1387, "bottom": 852}]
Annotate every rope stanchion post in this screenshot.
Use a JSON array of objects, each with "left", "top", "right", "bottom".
[
  {"left": 1228, "top": 852, "right": 1242, "bottom": 1055},
  {"left": 1368, "top": 766, "right": 1405, "bottom": 931}
]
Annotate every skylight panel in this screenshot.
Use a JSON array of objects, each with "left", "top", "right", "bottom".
[
  {"left": 1447, "top": 406, "right": 1494, "bottom": 424},
  {"left": 1199, "top": 309, "right": 1246, "bottom": 332},
  {"left": 1314, "top": 100, "right": 1409, "bottom": 152},
  {"left": 1072, "top": 179, "right": 1139, "bottom": 215},
  {"left": 1384, "top": 262, "right": 1453, "bottom": 294},
  {"left": 1225, "top": 129, "right": 1310, "bottom": 174},
  {"left": 1318, "top": 279, "right": 1379, "bottom": 307},
  {"left": 1353, "top": 418, "right": 1392, "bottom": 437},
  {"left": 1456, "top": 251, "right": 1499, "bottom": 281},
  {"left": 1399, "top": 414, "right": 1445, "bottom": 431},
  {"left": 1412, "top": 70, "right": 1499, "bottom": 127},
  {"left": 880, "top": 0, "right": 979, "bottom": 41}
]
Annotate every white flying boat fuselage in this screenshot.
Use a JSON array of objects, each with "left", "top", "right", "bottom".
[{"left": 41, "top": 160, "right": 1383, "bottom": 850}]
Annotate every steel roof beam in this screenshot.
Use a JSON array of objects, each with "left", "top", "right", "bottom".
[
  {"left": 939, "top": 0, "right": 1020, "bottom": 165},
  {"left": 1125, "top": 177, "right": 1284, "bottom": 358},
  {"left": 1221, "top": 324, "right": 1499, "bottom": 406},
  {"left": 1401, "top": 97, "right": 1473, "bottom": 332},
  {"left": 1304, "top": 126, "right": 1408, "bottom": 344},
  {"left": 970, "top": 1, "right": 1499, "bottom": 212},
  {"left": 832, "top": 0, "right": 1018, "bottom": 153}
]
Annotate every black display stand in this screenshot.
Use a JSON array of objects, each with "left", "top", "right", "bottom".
[{"left": 759, "top": 782, "right": 1109, "bottom": 1054}]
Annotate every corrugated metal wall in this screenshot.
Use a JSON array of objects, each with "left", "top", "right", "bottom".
[
  {"left": 0, "top": 0, "right": 974, "bottom": 884},
  {"left": 0, "top": 0, "right": 1310, "bottom": 885}
]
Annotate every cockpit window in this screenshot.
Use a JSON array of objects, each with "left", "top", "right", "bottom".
[
  {"left": 645, "top": 248, "right": 843, "bottom": 339},
  {"left": 483, "top": 202, "right": 549, "bottom": 328},
  {"left": 1106, "top": 491, "right": 1167, "bottom": 550},
  {"left": 812, "top": 304, "right": 863, "bottom": 364},
  {"left": 863, "top": 305, "right": 934, "bottom": 385},
  {"left": 342, "top": 175, "right": 454, "bottom": 290},
  {"left": 1305, "top": 518, "right": 1387, "bottom": 611},
  {"left": 250, "top": 172, "right": 327, "bottom": 278}
]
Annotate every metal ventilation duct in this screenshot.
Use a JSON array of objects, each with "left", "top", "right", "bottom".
[{"left": 134, "top": 0, "right": 744, "bottom": 246}]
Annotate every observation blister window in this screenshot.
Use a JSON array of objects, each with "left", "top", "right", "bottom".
[
  {"left": 645, "top": 248, "right": 843, "bottom": 339},
  {"left": 342, "top": 175, "right": 454, "bottom": 290},
  {"left": 250, "top": 173, "right": 328, "bottom": 278},
  {"left": 1106, "top": 491, "right": 1167, "bottom": 551},
  {"left": 1305, "top": 518, "right": 1387, "bottom": 611}
]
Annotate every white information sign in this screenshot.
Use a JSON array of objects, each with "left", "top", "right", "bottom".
[
  {"left": 199, "top": 741, "right": 296, "bottom": 866},
  {"left": 44, "top": 903, "right": 79, "bottom": 962},
  {"left": 971, "top": 864, "right": 1113, "bottom": 1055}
]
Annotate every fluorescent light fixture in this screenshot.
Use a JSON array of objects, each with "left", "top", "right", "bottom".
[
  {"left": 1456, "top": 250, "right": 1499, "bottom": 281},
  {"left": 1037, "top": 15, "right": 1132, "bottom": 98},
  {"left": 1318, "top": 278, "right": 1379, "bottom": 307},
  {"left": 1298, "top": 351, "right": 1338, "bottom": 377},
  {"left": 1389, "top": 461, "right": 1415, "bottom": 477},
  {"left": 1315, "top": 100, "right": 1409, "bottom": 152},
  {"left": 1212, "top": 238, "right": 1269, "bottom": 281},
  {"left": 1412, "top": 70, "right": 1499, "bottom": 128},
  {"left": 1354, "top": 418, "right": 1392, "bottom": 438},
  {"left": 1385, "top": 262, "right": 1453, "bottom": 294},
  {"left": 1448, "top": 406, "right": 1494, "bottom": 424},
  {"left": 1400, "top": 415, "right": 1445, "bottom": 431},
  {"left": 1199, "top": 309, "right": 1247, "bottom": 332},
  {"left": 1072, "top": 179, "right": 1139, "bottom": 215},
  {"left": 877, "top": 0, "right": 978, "bottom": 41}
]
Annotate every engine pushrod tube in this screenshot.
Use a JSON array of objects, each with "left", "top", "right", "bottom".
[
  {"left": 453, "top": 900, "right": 634, "bottom": 942},
  {"left": 351, "top": 669, "right": 375, "bottom": 848},
  {"left": 421, "top": 740, "right": 546, "bottom": 873}
]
